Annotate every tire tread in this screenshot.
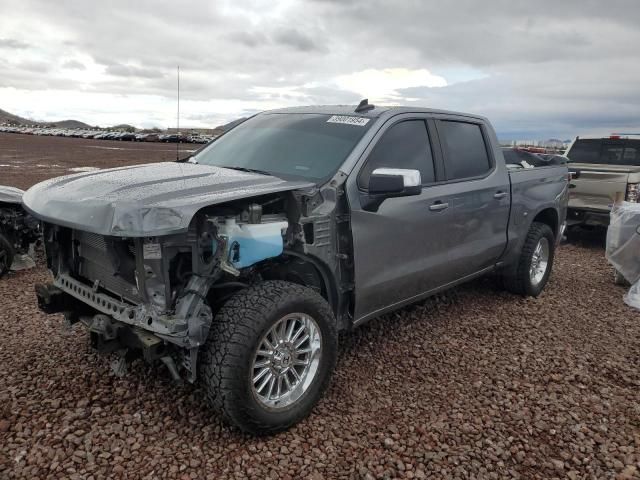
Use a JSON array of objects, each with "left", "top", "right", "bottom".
[
  {"left": 200, "top": 280, "right": 337, "bottom": 435},
  {"left": 506, "top": 222, "right": 555, "bottom": 297}
]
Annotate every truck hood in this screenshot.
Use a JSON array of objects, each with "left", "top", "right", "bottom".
[
  {"left": 0, "top": 185, "right": 25, "bottom": 204},
  {"left": 23, "top": 162, "right": 313, "bottom": 237}
]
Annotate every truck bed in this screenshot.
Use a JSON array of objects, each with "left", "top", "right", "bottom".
[{"left": 503, "top": 165, "right": 569, "bottom": 265}]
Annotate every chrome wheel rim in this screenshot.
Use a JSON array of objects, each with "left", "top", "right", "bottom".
[
  {"left": 251, "top": 313, "right": 322, "bottom": 410},
  {"left": 529, "top": 237, "right": 550, "bottom": 286}
]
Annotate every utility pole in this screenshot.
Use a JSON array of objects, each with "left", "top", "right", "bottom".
[{"left": 176, "top": 65, "right": 180, "bottom": 161}]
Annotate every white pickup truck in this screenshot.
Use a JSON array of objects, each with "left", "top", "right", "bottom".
[{"left": 565, "top": 134, "right": 640, "bottom": 226}]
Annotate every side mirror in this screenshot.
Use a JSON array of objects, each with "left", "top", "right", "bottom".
[
  {"left": 362, "top": 168, "right": 422, "bottom": 211},
  {"left": 369, "top": 168, "right": 422, "bottom": 196}
]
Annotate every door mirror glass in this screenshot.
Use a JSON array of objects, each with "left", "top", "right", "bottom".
[{"left": 369, "top": 168, "right": 422, "bottom": 196}]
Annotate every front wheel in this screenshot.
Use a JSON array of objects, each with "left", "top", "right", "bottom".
[
  {"left": 505, "top": 222, "right": 556, "bottom": 296},
  {"left": 200, "top": 280, "right": 337, "bottom": 435}
]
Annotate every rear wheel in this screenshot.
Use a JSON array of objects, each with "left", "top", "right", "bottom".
[
  {"left": 505, "top": 222, "right": 556, "bottom": 296},
  {"left": 200, "top": 280, "right": 337, "bottom": 435},
  {"left": 0, "top": 233, "right": 14, "bottom": 278}
]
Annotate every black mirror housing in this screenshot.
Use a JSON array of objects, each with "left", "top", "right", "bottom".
[
  {"left": 362, "top": 168, "right": 422, "bottom": 211},
  {"left": 369, "top": 174, "right": 405, "bottom": 195}
]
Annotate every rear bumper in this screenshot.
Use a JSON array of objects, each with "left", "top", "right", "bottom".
[{"left": 566, "top": 207, "right": 610, "bottom": 227}]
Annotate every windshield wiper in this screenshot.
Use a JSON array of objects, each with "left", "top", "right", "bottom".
[{"left": 219, "top": 166, "right": 272, "bottom": 176}]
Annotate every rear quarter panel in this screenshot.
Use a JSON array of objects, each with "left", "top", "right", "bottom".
[{"left": 502, "top": 166, "right": 569, "bottom": 266}]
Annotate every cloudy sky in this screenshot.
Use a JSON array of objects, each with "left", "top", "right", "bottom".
[{"left": 1, "top": 0, "right": 639, "bottom": 139}]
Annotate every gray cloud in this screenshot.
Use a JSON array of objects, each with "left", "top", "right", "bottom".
[
  {"left": 227, "top": 31, "right": 268, "bottom": 48},
  {"left": 105, "top": 63, "right": 165, "bottom": 79},
  {"left": 1, "top": 0, "right": 640, "bottom": 136},
  {"left": 272, "top": 28, "right": 325, "bottom": 52},
  {"left": 0, "top": 38, "right": 30, "bottom": 49},
  {"left": 17, "top": 60, "right": 50, "bottom": 73},
  {"left": 62, "top": 60, "right": 85, "bottom": 70}
]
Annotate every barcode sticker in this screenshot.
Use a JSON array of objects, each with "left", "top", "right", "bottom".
[
  {"left": 143, "top": 243, "right": 161, "bottom": 259},
  {"left": 327, "top": 115, "right": 370, "bottom": 126}
]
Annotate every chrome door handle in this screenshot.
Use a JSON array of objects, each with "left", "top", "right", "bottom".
[
  {"left": 429, "top": 202, "right": 449, "bottom": 211},
  {"left": 494, "top": 192, "right": 508, "bottom": 199}
]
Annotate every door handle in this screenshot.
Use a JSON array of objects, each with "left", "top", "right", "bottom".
[
  {"left": 429, "top": 201, "right": 449, "bottom": 211},
  {"left": 494, "top": 191, "right": 508, "bottom": 199}
]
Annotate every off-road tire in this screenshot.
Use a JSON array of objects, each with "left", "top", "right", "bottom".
[
  {"left": 0, "top": 233, "right": 14, "bottom": 278},
  {"left": 200, "top": 280, "right": 337, "bottom": 435},
  {"left": 505, "top": 222, "right": 555, "bottom": 297}
]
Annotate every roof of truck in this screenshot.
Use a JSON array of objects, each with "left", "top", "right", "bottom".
[
  {"left": 266, "top": 104, "right": 487, "bottom": 121},
  {"left": 573, "top": 134, "right": 640, "bottom": 140}
]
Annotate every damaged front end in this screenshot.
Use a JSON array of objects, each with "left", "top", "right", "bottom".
[{"left": 36, "top": 196, "right": 294, "bottom": 382}]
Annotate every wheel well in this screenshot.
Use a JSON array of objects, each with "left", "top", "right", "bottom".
[
  {"left": 258, "top": 253, "right": 338, "bottom": 314},
  {"left": 532, "top": 208, "right": 559, "bottom": 237}
]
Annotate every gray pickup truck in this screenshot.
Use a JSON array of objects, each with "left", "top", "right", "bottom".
[{"left": 24, "top": 102, "right": 569, "bottom": 434}]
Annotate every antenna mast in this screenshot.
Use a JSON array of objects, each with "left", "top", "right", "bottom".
[{"left": 176, "top": 65, "right": 180, "bottom": 161}]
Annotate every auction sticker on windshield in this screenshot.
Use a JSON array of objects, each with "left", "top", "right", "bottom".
[{"left": 327, "top": 115, "right": 370, "bottom": 126}]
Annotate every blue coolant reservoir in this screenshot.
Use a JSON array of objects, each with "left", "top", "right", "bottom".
[{"left": 217, "top": 217, "right": 288, "bottom": 269}]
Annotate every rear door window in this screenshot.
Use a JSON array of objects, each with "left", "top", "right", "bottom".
[
  {"left": 567, "top": 139, "right": 602, "bottom": 163},
  {"left": 601, "top": 144, "right": 624, "bottom": 163},
  {"left": 567, "top": 139, "right": 640, "bottom": 166},
  {"left": 437, "top": 121, "right": 492, "bottom": 180},
  {"left": 623, "top": 145, "right": 640, "bottom": 163}
]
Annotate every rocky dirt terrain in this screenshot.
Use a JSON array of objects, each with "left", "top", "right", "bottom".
[{"left": 0, "top": 133, "right": 639, "bottom": 479}]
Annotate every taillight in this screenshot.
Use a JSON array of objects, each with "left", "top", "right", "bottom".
[{"left": 626, "top": 183, "right": 639, "bottom": 202}]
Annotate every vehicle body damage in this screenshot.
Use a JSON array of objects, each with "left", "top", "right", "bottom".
[
  {"left": 25, "top": 103, "right": 569, "bottom": 434},
  {"left": 24, "top": 162, "right": 347, "bottom": 382},
  {"left": 0, "top": 186, "right": 40, "bottom": 277}
]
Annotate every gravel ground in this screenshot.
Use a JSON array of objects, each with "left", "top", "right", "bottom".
[
  {"left": 1, "top": 135, "right": 639, "bottom": 479},
  {"left": 0, "top": 132, "right": 193, "bottom": 190}
]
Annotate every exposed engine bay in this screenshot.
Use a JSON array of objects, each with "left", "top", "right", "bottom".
[{"left": 35, "top": 189, "right": 351, "bottom": 382}]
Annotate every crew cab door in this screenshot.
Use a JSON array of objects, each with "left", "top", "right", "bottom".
[
  {"left": 431, "top": 117, "right": 510, "bottom": 279},
  {"left": 346, "top": 115, "right": 456, "bottom": 322}
]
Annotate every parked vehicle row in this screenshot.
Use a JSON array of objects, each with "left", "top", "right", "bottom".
[{"left": 0, "top": 125, "right": 215, "bottom": 144}]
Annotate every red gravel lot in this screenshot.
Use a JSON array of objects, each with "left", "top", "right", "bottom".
[
  {"left": 0, "top": 132, "right": 193, "bottom": 190},
  {"left": 0, "top": 133, "right": 639, "bottom": 479}
]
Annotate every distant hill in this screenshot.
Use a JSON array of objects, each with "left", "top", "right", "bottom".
[
  {"left": 50, "top": 119, "right": 92, "bottom": 129},
  {"left": 111, "top": 124, "right": 137, "bottom": 132},
  {"left": 0, "top": 107, "right": 92, "bottom": 129},
  {"left": 0, "top": 108, "right": 32, "bottom": 126}
]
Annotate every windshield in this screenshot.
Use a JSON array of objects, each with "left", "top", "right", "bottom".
[
  {"left": 567, "top": 138, "right": 640, "bottom": 166},
  {"left": 192, "top": 113, "right": 373, "bottom": 182}
]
